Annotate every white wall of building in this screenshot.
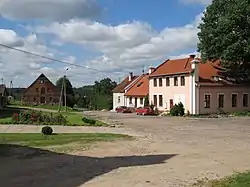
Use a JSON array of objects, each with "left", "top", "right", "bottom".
[
  {"left": 113, "top": 93, "right": 125, "bottom": 110},
  {"left": 125, "top": 96, "right": 145, "bottom": 108}
]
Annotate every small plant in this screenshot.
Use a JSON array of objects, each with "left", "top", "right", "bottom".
[
  {"left": 82, "top": 117, "right": 96, "bottom": 125},
  {"left": 170, "top": 102, "right": 185, "bottom": 116},
  {"left": 41, "top": 126, "right": 53, "bottom": 135},
  {"left": 144, "top": 95, "right": 150, "bottom": 107}
]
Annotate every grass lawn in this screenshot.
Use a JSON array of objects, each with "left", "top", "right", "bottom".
[
  {"left": 0, "top": 107, "right": 108, "bottom": 126},
  {"left": 9, "top": 104, "right": 73, "bottom": 112},
  {"left": 0, "top": 133, "right": 131, "bottom": 147},
  {"left": 0, "top": 133, "right": 132, "bottom": 155},
  {"left": 194, "top": 172, "right": 250, "bottom": 187}
]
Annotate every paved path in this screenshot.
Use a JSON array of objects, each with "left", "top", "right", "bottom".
[{"left": 0, "top": 125, "right": 142, "bottom": 137}]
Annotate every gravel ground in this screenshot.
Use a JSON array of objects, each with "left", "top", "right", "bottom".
[{"left": 1, "top": 112, "right": 250, "bottom": 187}]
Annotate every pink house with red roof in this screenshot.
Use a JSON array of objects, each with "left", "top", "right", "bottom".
[{"left": 149, "top": 55, "right": 250, "bottom": 114}]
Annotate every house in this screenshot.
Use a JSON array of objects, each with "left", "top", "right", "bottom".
[
  {"left": 112, "top": 72, "right": 139, "bottom": 110},
  {"left": 22, "top": 74, "right": 60, "bottom": 105},
  {"left": 149, "top": 55, "right": 250, "bottom": 114},
  {"left": 124, "top": 73, "right": 150, "bottom": 108},
  {"left": 0, "top": 84, "right": 7, "bottom": 108}
]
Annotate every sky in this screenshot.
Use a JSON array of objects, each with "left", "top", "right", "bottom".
[{"left": 0, "top": 0, "right": 212, "bottom": 88}]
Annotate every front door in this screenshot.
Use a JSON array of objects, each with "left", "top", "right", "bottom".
[
  {"left": 40, "top": 97, "right": 45, "bottom": 104},
  {"left": 134, "top": 97, "right": 137, "bottom": 108},
  {"left": 170, "top": 99, "right": 174, "bottom": 109}
]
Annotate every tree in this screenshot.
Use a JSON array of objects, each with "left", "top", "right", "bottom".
[
  {"left": 197, "top": 0, "right": 250, "bottom": 78},
  {"left": 144, "top": 95, "right": 149, "bottom": 107},
  {"left": 56, "top": 77, "right": 76, "bottom": 108}
]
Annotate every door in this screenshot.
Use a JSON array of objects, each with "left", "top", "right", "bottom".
[
  {"left": 40, "top": 97, "right": 45, "bottom": 104},
  {"left": 134, "top": 97, "right": 137, "bottom": 108},
  {"left": 170, "top": 99, "right": 174, "bottom": 109}
]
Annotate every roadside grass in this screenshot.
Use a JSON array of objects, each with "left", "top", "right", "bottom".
[
  {"left": 0, "top": 133, "right": 132, "bottom": 155},
  {"left": 193, "top": 172, "right": 250, "bottom": 187}
]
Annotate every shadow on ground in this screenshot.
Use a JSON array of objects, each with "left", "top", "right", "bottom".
[{"left": 0, "top": 144, "right": 177, "bottom": 187}]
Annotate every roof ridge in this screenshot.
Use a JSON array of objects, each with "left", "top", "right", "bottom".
[{"left": 125, "top": 74, "right": 143, "bottom": 92}]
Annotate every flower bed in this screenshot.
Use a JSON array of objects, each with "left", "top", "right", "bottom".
[{"left": 11, "top": 110, "right": 68, "bottom": 125}]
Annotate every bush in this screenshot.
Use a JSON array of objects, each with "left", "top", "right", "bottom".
[
  {"left": 82, "top": 117, "right": 96, "bottom": 125},
  {"left": 41, "top": 126, "right": 53, "bottom": 135},
  {"left": 170, "top": 102, "right": 185, "bottom": 116},
  {"left": 11, "top": 110, "right": 68, "bottom": 125}
]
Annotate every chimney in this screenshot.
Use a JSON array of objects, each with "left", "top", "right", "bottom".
[
  {"left": 189, "top": 54, "right": 196, "bottom": 59},
  {"left": 128, "top": 72, "right": 133, "bottom": 81},
  {"left": 148, "top": 66, "right": 155, "bottom": 74},
  {"left": 191, "top": 57, "right": 200, "bottom": 82}
]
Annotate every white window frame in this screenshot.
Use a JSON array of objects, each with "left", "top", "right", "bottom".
[
  {"left": 204, "top": 93, "right": 211, "bottom": 109},
  {"left": 174, "top": 76, "right": 178, "bottom": 86},
  {"left": 118, "top": 96, "right": 121, "bottom": 103},
  {"left": 231, "top": 93, "right": 238, "bottom": 108},
  {"left": 242, "top": 93, "right": 249, "bottom": 107}
]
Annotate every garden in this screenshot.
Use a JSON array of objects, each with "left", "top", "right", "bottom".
[{"left": 0, "top": 108, "right": 108, "bottom": 126}]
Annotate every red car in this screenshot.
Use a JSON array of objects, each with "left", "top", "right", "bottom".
[
  {"left": 135, "top": 107, "right": 155, "bottom": 115},
  {"left": 115, "top": 106, "right": 132, "bottom": 113}
]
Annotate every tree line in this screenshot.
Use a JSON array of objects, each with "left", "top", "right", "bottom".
[{"left": 56, "top": 77, "right": 117, "bottom": 110}]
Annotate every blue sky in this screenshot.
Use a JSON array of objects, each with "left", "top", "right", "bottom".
[{"left": 0, "top": 0, "right": 210, "bottom": 87}]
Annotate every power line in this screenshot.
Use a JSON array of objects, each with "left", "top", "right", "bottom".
[{"left": 0, "top": 43, "right": 119, "bottom": 75}]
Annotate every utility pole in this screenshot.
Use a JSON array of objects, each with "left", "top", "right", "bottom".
[
  {"left": 64, "top": 75, "right": 67, "bottom": 113},
  {"left": 1, "top": 78, "right": 3, "bottom": 85},
  {"left": 58, "top": 78, "right": 64, "bottom": 113}
]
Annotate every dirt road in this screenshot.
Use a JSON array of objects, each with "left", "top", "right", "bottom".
[{"left": 1, "top": 112, "right": 250, "bottom": 187}]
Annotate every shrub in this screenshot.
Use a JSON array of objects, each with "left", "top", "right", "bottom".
[
  {"left": 170, "top": 102, "right": 185, "bottom": 116},
  {"left": 41, "top": 126, "right": 53, "bottom": 135},
  {"left": 82, "top": 117, "right": 96, "bottom": 125},
  {"left": 11, "top": 110, "right": 68, "bottom": 125}
]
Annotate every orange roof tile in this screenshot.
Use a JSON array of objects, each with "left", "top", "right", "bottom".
[
  {"left": 112, "top": 76, "right": 138, "bottom": 93},
  {"left": 149, "top": 56, "right": 241, "bottom": 86},
  {"left": 125, "top": 74, "right": 149, "bottom": 97}
]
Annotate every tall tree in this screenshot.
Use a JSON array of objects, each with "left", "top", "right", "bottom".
[
  {"left": 198, "top": 0, "right": 250, "bottom": 78},
  {"left": 56, "top": 77, "right": 76, "bottom": 107}
]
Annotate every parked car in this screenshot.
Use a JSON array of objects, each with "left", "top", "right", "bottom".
[
  {"left": 135, "top": 107, "right": 155, "bottom": 115},
  {"left": 115, "top": 106, "right": 132, "bottom": 113}
]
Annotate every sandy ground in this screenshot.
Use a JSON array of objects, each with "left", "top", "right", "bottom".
[{"left": 1, "top": 112, "right": 250, "bottom": 187}]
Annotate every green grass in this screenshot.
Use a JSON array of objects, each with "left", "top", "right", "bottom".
[
  {"left": 193, "top": 172, "right": 250, "bottom": 187},
  {"left": 0, "top": 133, "right": 131, "bottom": 147},
  {"left": 0, "top": 107, "right": 108, "bottom": 126},
  {"left": 9, "top": 104, "right": 73, "bottom": 112}
]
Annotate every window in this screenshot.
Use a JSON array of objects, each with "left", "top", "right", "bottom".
[
  {"left": 181, "top": 76, "right": 185, "bottom": 86},
  {"left": 243, "top": 94, "right": 248, "bottom": 107},
  {"left": 118, "top": 96, "right": 121, "bottom": 103},
  {"left": 159, "top": 78, "right": 162, "bottom": 87},
  {"left": 159, "top": 95, "right": 163, "bottom": 107},
  {"left": 166, "top": 77, "right": 170, "bottom": 86},
  {"left": 204, "top": 94, "right": 211, "bottom": 108},
  {"left": 153, "top": 95, "right": 157, "bottom": 106},
  {"left": 41, "top": 87, "right": 45, "bottom": 94},
  {"left": 153, "top": 78, "right": 157, "bottom": 87},
  {"left": 232, "top": 94, "right": 237, "bottom": 107},
  {"left": 36, "top": 88, "right": 39, "bottom": 92},
  {"left": 40, "top": 80, "right": 44, "bottom": 84},
  {"left": 174, "top": 77, "right": 178, "bottom": 86},
  {"left": 218, "top": 94, "right": 224, "bottom": 108},
  {"left": 140, "top": 98, "right": 143, "bottom": 105},
  {"left": 47, "top": 88, "right": 50, "bottom": 93},
  {"left": 129, "top": 97, "right": 132, "bottom": 104}
]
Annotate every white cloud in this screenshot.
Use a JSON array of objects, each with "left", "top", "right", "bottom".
[
  {"left": 0, "top": 0, "right": 101, "bottom": 21},
  {"left": 179, "top": 0, "right": 212, "bottom": 5},
  {"left": 36, "top": 16, "right": 200, "bottom": 74}
]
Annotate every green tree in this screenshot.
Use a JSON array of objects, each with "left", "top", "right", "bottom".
[
  {"left": 197, "top": 0, "right": 250, "bottom": 78},
  {"left": 56, "top": 76, "right": 76, "bottom": 108},
  {"left": 144, "top": 95, "right": 149, "bottom": 107}
]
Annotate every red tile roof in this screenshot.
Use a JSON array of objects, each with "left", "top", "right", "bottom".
[
  {"left": 150, "top": 57, "right": 240, "bottom": 86},
  {"left": 125, "top": 74, "right": 149, "bottom": 97},
  {"left": 112, "top": 76, "right": 138, "bottom": 93}
]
